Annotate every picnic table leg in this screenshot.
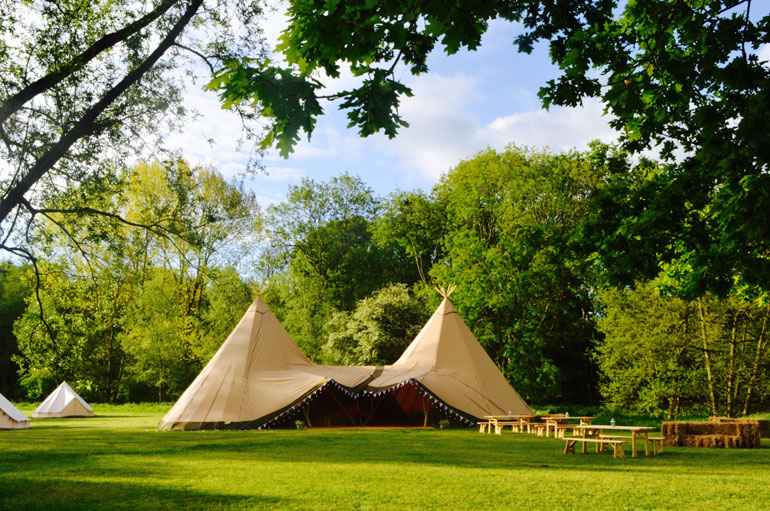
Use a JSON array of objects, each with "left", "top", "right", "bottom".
[
  {"left": 632, "top": 431, "right": 637, "bottom": 458},
  {"left": 643, "top": 433, "right": 649, "bottom": 456}
]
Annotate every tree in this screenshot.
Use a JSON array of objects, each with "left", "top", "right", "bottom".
[
  {"left": 259, "top": 174, "right": 416, "bottom": 356},
  {"left": 12, "top": 159, "right": 257, "bottom": 401},
  {"left": 120, "top": 268, "right": 197, "bottom": 402},
  {"left": 321, "top": 283, "right": 428, "bottom": 365},
  {"left": 0, "top": 0, "right": 264, "bottom": 266},
  {"left": 597, "top": 279, "right": 770, "bottom": 417},
  {"left": 221, "top": 0, "right": 770, "bottom": 295},
  {"left": 0, "top": 263, "right": 32, "bottom": 398},
  {"left": 596, "top": 281, "right": 707, "bottom": 418},
  {"left": 13, "top": 261, "right": 130, "bottom": 401},
  {"left": 428, "top": 146, "right": 605, "bottom": 402},
  {"left": 372, "top": 192, "right": 446, "bottom": 285}
]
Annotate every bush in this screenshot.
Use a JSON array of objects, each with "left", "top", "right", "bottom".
[{"left": 321, "top": 284, "right": 428, "bottom": 365}]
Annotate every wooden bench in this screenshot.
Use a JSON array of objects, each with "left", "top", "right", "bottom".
[
  {"left": 564, "top": 437, "right": 626, "bottom": 459},
  {"left": 646, "top": 436, "right": 664, "bottom": 455},
  {"left": 597, "top": 434, "right": 633, "bottom": 454},
  {"left": 600, "top": 434, "right": 664, "bottom": 456},
  {"left": 478, "top": 421, "right": 491, "bottom": 433}
]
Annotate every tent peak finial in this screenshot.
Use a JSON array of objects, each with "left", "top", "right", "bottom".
[{"left": 435, "top": 284, "right": 456, "bottom": 299}]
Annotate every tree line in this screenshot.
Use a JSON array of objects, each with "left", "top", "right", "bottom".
[
  {"left": 0, "top": 160, "right": 256, "bottom": 402},
  {"left": 3, "top": 143, "right": 766, "bottom": 418}
]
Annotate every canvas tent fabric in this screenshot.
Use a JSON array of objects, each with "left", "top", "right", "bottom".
[
  {"left": 33, "top": 381, "right": 94, "bottom": 418},
  {"left": 160, "top": 296, "right": 531, "bottom": 430},
  {"left": 159, "top": 298, "right": 374, "bottom": 430},
  {"left": 368, "top": 298, "right": 532, "bottom": 419},
  {"left": 0, "top": 392, "right": 30, "bottom": 429}
]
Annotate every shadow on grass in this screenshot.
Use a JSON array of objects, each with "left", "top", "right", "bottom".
[
  {"left": 5, "top": 426, "right": 769, "bottom": 478},
  {"left": 0, "top": 477, "right": 283, "bottom": 511}
]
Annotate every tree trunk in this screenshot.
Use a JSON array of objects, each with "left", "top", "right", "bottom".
[
  {"left": 697, "top": 299, "right": 718, "bottom": 416},
  {"left": 725, "top": 311, "right": 739, "bottom": 417},
  {"left": 0, "top": 0, "right": 203, "bottom": 224},
  {"left": 743, "top": 305, "right": 770, "bottom": 415}
]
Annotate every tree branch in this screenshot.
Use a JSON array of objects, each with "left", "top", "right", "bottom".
[
  {"left": 173, "top": 42, "right": 217, "bottom": 74},
  {"left": 27, "top": 202, "right": 97, "bottom": 277},
  {"left": 29, "top": 204, "right": 176, "bottom": 236},
  {"left": 0, "top": 244, "right": 57, "bottom": 346},
  {"left": 0, "top": 0, "right": 204, "bottom": 225},
  {"left": 26, "top": 204, "right": 198, "bottom": 268},
  {"left": 0, "top": 0, "right": 180, "bottom": 126}
]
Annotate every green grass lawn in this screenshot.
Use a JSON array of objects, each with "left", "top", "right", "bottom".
[{"left": 1, "top": 404, "right": 769, "bottom": 510}]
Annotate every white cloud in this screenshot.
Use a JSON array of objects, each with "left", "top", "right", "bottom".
[
  {"left": 261, "top": 1, "right": 289, "bottom": 51},
  {"left": 375, "top": 73, "right": 483, "bottom": 180},
  {"left": 165, "top": 82, "right": 255, "bottom": 178},
  {"left": 165, "top": 1, "right": 292, "bottom": 180},
  {"left": 259, "top": 165, "right": 306, "bottom": 183},
  {"left": 372, "top": 72, "right": 616, "bottom": 182},
  {"left": 482, "top": 98, "right": 616, "bottom": 151}
]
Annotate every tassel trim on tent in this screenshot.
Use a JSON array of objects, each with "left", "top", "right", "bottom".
[{"left": 254, "top": 378, "right": 476, "bottom": 429}]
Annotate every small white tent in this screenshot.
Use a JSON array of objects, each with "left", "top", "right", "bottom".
[
  {"left": 0, "top": 392, "right": 30, "bottom": 429},
  {"left": 33, "top": 382, "right": 94, "bottom": 418}
]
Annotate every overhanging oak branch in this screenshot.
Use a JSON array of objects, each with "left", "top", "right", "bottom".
[{"left": 0, "top": 0, "right": 180, "bottom": 126}]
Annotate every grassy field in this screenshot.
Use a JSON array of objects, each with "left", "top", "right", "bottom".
[{"left": 1, "top": 405, "right": 769, "bottom": 510}]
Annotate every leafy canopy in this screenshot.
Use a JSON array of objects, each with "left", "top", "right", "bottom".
[{"left": 218, "top": 0, "right": 770, "bottom": 296}]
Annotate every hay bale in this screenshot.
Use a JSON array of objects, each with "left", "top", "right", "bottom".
[
  {"left": 754, "top": 420, "right": 769, "bottom": 438},
  {"left": 662, "top": 421, "right": 760, "bottom": 448},
  {"left": 709, "top": 417, "right": 768, "bottom": 437}
]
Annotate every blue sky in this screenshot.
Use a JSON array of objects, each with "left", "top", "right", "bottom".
[{"left": 168, "top": 8, "right": 619, "bottom": 206}]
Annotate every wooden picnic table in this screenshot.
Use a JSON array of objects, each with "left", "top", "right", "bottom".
[
  {"left": 542, "top": 414, "right": 594, "bottom": 438},
  {"left": 483, "top": 414, "right": 596, "bottom": 437},
  {"left": 573, "top": 424, "right": 656, "bottom": 458},
  {"left": 541, "top": 416, "right": 595, "bottom": 437},
  {"left": 483, "top": 414, "right": 534, "bottom": 434}
]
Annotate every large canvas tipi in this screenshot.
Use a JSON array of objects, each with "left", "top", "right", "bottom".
[
  {"left": 367, "top": 295, "right": 531, "bottom": 419},
  {"left": 159, "top": 298, "right": 373, "bottom": 430},
  {"left": 0, "top": 392, "right": 30, "bottom": 429},
  {"left": 33, "top": 382, "right": 94, "bottom": 418},
  {"left": 160, "top": 294, "right": 531, "bottom": 430}
]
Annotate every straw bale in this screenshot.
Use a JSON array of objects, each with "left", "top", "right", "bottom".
[{"left": 662, "top": 421, "right": 760, "bottom": 448}]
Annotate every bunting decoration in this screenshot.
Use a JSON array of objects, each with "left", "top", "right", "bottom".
[
  {"left": 257, "top": 378, "right": 475, "bottom": 429},
  {"left": 160, "top": 293, "right": 531, "bottom": 431}
]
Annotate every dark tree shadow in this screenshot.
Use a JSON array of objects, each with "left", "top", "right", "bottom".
[{"left": 0, "top": 477, "right": 285, "bottom": 511}]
